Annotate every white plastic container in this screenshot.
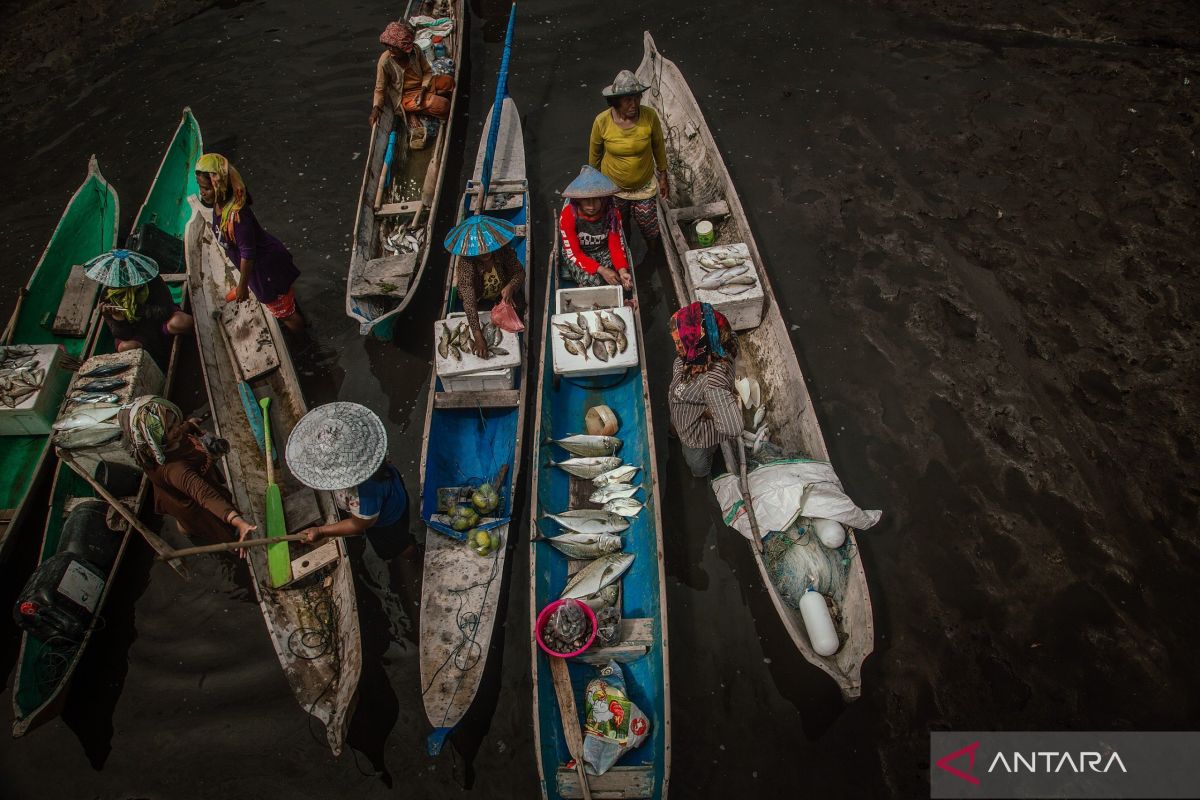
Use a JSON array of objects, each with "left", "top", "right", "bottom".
[
  {"left": 812, "top": 518, "right": 846, "bottom": 549},
  {"left": 799, "top": 590, "right": 840, "bottom": 656},
  {"left": 551, "top": 306, "right": 638, "bottom": 378},
  {"left": 683, "top": 242, "right": 764, "bottom": 331},
  {"left": 555, "top": 285, "right": 623, "bottom": 315},
  {"left": 434, "top": 311, "right": 520, "bottom": 391}
]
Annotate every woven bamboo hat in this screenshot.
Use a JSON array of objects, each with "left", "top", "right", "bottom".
[
  {"left": 286, "top": 402, "right": 387, "bottom": 491},
  {"left": 562, "top": 165, "right": 619, "bottom": 199},
  {"left": 601, "top": 70, "right": 649, "bottom": 97},
  {"left": 443, "top": 214, "right": 517, "bottom": 257},
  {"left": 83, "top": 248, "right": 160, "bottom": 287}
]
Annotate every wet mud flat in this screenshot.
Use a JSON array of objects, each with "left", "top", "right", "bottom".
[{"left": 0, "top": 0, "right": 1198, "bottom": 798}]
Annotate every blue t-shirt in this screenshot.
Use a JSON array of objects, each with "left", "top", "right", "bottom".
[{"left": 333, "top": 464, "right": 408, "bottom": 528}]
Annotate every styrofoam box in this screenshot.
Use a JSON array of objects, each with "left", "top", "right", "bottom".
[
  {"left": 555, "top": 285, "right": 623, "bottom": 315},
  {"left": 551, "top": 306, "right": 638, "bottom": 377},
  {"left": 684, "top": 242, "right": 764, "bottom": 331},
  {"left": 434, "top": 311, "right": 520, "bottom": 390},
  {"left": 60, "top": 347, "right": 166, "bottom": 471},
  {"left": 0, "top": 344, "right": 73, "bottom": 436}
]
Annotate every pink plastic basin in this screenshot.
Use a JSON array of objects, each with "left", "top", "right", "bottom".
[{"left": 536, "top": 598, "right": 597, "bottom": 658}]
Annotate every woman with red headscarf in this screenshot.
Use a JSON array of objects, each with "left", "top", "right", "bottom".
[
  {"left": 371, "top": 20, "right": 455, "bottom": 150},
  {"left": 668, "top": 302, "right": 742, "bottom": 477}
]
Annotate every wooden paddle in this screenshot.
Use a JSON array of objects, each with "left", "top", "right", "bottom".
[
  {"left": 58, "top": 452, "right": 189, "bottom": 578},
  {"left": 259, "top": 397, "right": 291, "bottom": 587},
  {"left": 549, "top": 656, "right": 593, "bottom": 800}
]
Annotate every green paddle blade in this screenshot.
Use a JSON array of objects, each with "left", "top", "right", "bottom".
[{"left": 265, "top": 483, "right": 291, "bottom": 587}]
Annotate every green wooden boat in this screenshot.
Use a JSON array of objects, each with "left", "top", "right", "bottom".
[
  {"left": 0, "top": 156, "right": 118, "bottom": 559},
  {"left": 12, "top": 111, "right": 202, "bottom": 736}
]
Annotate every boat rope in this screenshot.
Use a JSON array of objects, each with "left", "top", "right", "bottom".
[
  {"left": 31, "top": 630, "right": 91, "bottom": 697},
  {"left": 287, "top": 585, "right": 344, "bottom": 748}
]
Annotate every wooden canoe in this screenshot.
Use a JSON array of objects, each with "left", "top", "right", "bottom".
[
  {"left": 418, "top": 95, "right": 530, "bottom": 753},
  {"left": 636, "top": 31, "right": 874, "bottom": 700},
  {"left": 185, "top": 211, "right": 362, "bottom": 755},
  {"left": 12, "top": 116, "right": 203, "bottom": 735},
  {"left": 529, "top": 218, "right": 671, "bottom": 798},
  {"left": 346, "top": 0, "right": 466, "bottom": 337},
  {"left": 0, "top": 156, "right": 117, "bottom": 560}
]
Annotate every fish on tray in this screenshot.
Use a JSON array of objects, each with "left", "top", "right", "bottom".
[
  {"left": 68, "top": 392, "right": 121, "bottom": 405},
  {"left": 531, "top": 530, "right": 623, "bottom": 560},
  {"left": 55, "top": 422, "right": 122, "bottom": 450},
  {"left": 53, "top": 404, "right": 123, "bottom": 431},
  {"left": 80, "top": 362, "right": 132, "bottom": 378},
  {"left": 542, "top": 509, "right": 630, "bottom": 535},
  {"left": 78, "top": 377, "right": 128, "bottom": 392},
  {"left": 559, "top": 552, "right": 635, "bottom": 600},
  {"left": 547, "top": 434, "right": 622, "bottom": 458},
  {"left": 546, "top": 455, "right": 622, "bottom": 480}
]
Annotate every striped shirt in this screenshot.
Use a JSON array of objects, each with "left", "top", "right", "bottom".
[{"left": 668, "top": 358, "right": 743, "bottom": 449}]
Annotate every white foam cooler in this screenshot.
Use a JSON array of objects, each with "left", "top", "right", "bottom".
[
  {"left": 551, "top": 304, "right": 638, "bottom": 378},
  {"left": 434, "top": 311, "right": 520, "bottom": 392},
  {"left": 684, "top": 242, "right": 764, "bottom": 331},
  {"left": 0, "top": 344, "right": 73, "bottom": 436}
]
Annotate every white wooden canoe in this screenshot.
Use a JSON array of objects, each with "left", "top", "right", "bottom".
[
  {"left": 185, "top": 211, "right": 362, "bottom": 753},
  {"left": 637, "top": 31, "right": 874, "bottom": 699},
  {"left": 345, "top": 0, "right": 466, "bottom": 337}
]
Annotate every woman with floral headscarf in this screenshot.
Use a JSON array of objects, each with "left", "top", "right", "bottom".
[
  {"left": 371, "top": 20, "right": 455, "bottom": 150},
  {"left": 667, "top": 302, "right": 742, "bottom": 477},
  {"left": 195, "top": 153, "right": 304, "bottom": 333}
]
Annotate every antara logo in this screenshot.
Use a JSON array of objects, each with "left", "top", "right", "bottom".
[{"left": 936, "top": 740, "right": 1128, "bottom": 785}]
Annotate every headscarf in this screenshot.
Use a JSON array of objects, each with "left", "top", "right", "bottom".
[
  {"left": 380, "top": 20, "right": 415, "bottom": 49},
  {"left": 195, "top": 153, "right": 248, "bottom": 243},
  {"left": 122, "top": 395, "right": 184, "bottom": 466},
  {"left": 670, "top": 302, "right": 737, "bottom": 376},
  {"left": 105, "top": 285, "right": 150, "bottom": 322}
]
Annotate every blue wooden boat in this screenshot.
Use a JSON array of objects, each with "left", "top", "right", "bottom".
[
  {"left": 419, "top": 8, "right": 530, "bottom": 753},
  {"left": 529, "top": 216, "right": 671, "bottom": 798}
]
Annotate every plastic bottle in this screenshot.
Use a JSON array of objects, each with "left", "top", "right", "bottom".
[
  {"left": 799, "top": 590, "right": 840, "bottom": 656},
  {"left": 812, "top": 517, "right": 846, "bottom": 549},
  {"left": 432, "top": 36, "right": 447, "bottom": 59}
]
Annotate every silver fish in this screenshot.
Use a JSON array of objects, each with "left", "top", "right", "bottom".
[
  {"left": 532, "top": 530, "right": 623, "bottom": 560},
  {"left": 592, "top": 465, "right": 641, "bottom": 488},
  {"left": 80, "top": 362, "right": 131, "bottom": 378},
  {"left": 722, "top": 274, "right": 756, "bottom": 286},
  {"left": 547, "top": 456, "right": 622, "bottom": 480},
  {"left": 79, "top": 377, "right": 127, "bottom": 392},
  {"left": 68, "top": 392, "right": 121, "bottom": 406},
  {"left": 564, "top": 339, "right": 581, "bottom": 357},
  {"left": 598, "top": 311, "right": 625, "bottom": 333},
  {"left": 543, "top": 509, "right": 630, "bottom": 535},
  {"left": 589, "top": 483, "right": 641, "bottom": 504},
  {"left": 602, "top": 498, "right": 644, "bottom": 517},
  {"left": 55, "top": 422, "right": 122, "bottom": 450},
  {"left": 718, "top": 283, "right": 754, "bottom": 296},
  {"left": 438, "top": 324, "right": 451, "bottom": 359},
  {"left": 591, "top": 338, "right": 609, "bottom": 362},
  {"left": 560, "top": 552, "right": 635, "bottom": 600},
  {"left": 53, "top": 404, "right": 123, "bottom": 431},
  {"left": 583, "top": 584, "right": 620, "bottom": 612},
  {"left": 548, "top": 434, "right": 622, "bottom": 458}
]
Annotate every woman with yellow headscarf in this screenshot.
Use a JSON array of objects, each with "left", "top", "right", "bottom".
[{"left": 195, "top": 153, "right": 304, "bottom": 333}]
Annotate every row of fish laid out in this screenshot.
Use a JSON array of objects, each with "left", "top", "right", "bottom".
[
  {"left": 735, "top": 375, "right": 771, "bottom": 456},
  {"left": 695, "top": 246, "right": 758, "bottom": 296},
  {"left": 437, "top": 319, "right": 509, "bottom": 362},
  {"left": 553, "top": 310, "right": 628, "bottom": 363},
  {"left": 52, "top": 401, "right": 128, "bottom": 450}
]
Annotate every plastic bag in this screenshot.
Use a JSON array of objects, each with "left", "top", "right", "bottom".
[
  {"left": 491, "top": 299, "right": 524, "bottom": 333},
  {"left": 582, "top": 660, "right": 650, "bottom": 775}
]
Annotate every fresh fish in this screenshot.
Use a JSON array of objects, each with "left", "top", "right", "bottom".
[
  {"left": 558, "top": 328, "right": 584, "bottom": 341},
  {"left": 79, "top": 377, "right": 127, "bottom": 392},
  {"left": 697, "top": 271, "right": 727, "bottom": 290},
  {"left": 722, "top": 274, "right": 757, "bottom": 286},
  {"left": 53, "top": 404, "right": 123, "bottom": 431},
  {"left": 719, "top": 263, "right": 750, "bottom": 280},
  {"left": 2, "top": 385, "right": 37, "bottom": 407},
  {"left": 547, "top": 456, "right": 623, "bottom": 480},
  {"left": 605, "top": 339, "right": 618, "bottom": 358},
  {"left": 597, "top": 312, "right": 622, "bottom": 334},
  {"left": 489, "top": 347, "right": 509, "bottom": 357},
  {"left": 591, "top": 330, "right": 615, "bottom": 342},
  {"left": 592, "top": 464, "right": 641, "bottom": 488},
  {"left": 720, "top": 256, "right": 745, "bottom": 267},
  {"left": 752, "top": 405, "right": 766, "bottom": 428},
  {"left": 532, "top": 530, "right": 624, "bottom": 560},
  {"left": 564, "top": 339, "right": 581, "bottom": 357},
  {"left": 543, "top": 509, "right": 631, "bottom": 535},
  {"left": 55, "top": 422, "right": 122, "bottom": 450},
  {"left": 616, "top": 332, "right": 628, "bottom": 354},
  {"left": 582, "top": 584, "right": 620, "bottom": 611},
  {"left": 589, "top": 483, "right": 641, "bottom": 504},
  {"left": 560, "top": 552, "right": 636, "bottom": 600},
  {"left": 68, "top": 391, "right": 121, "bottom": 406},
  {"left": 591, "top": 338, "right": 609, "bottom": 362},
  {"left": 80, "top": 362, "right": 131, "bottom": 378},
  {"left": 576, "top": 312, "right": 589, "bottom": 333},
  {"left": 548, "top": 434, "right": 622, "bottom": 457},
  {"left": 438, "top": 324, "right": 451, "bottom": 359},
  {"left": 719, "top": 283, "right": 754, "bottom": 296},
  {"left": 554, "top": 321, "right": 584, "bottom": 336},
  {"left": 449, "top": 345, "right": 462, "bottom": 361},
  {"left": 602, "top": 497, "right": 644, "bottom": 517},
  {"left": 490, "top": 325, "right": 503, "bottom": 347}
]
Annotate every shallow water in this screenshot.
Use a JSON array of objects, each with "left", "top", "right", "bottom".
[{"left": 1, "top": 0, "right": 1198, "bottom": 797}]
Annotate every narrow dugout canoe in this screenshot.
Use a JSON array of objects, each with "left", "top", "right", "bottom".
[
  {"left": 636, "top": 31, "right": 874, "bottom": 699},
  {"left": 529, "top": 218, "right": 671, "bottom": 798},
  {"left": 346, "top": 0, "right": 466, "bottom": 337},
  {"left": 185, "top": 210, "right": 362, "bottom": 755},
  {"left": 0, "top": 156, "right": 117, "bottom": 559},
  {"left": 126, "top": 107, "right": 203, "bottom": 273}
]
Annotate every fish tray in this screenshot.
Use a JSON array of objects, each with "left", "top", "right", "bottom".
[
  {"left": 0, "top": 345, "right": 72, "bottom": 436},
  {"left": 434, "top": 311, "right": 520, "bottom": 388},
  {"left": 555, "top": 285, "right": 623, "bottom": 315},
  {"left": 551, "top": 306, "right": 638, "bottom": 378},
  {"left": 684, "top": 242, "right": 764, "bottom": 331}
]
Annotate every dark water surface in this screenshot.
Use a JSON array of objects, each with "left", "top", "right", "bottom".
[{"left": 2, "top": 1, "right": 1198, "bottom": 797}]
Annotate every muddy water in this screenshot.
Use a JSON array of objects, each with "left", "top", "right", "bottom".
[{"left": 2, "top": 0, "right": 1198, "bottom": 797}]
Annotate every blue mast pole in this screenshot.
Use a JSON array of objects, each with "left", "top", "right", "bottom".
[{"left": 477, "top": 4, "right": 516, "bottom": 206}]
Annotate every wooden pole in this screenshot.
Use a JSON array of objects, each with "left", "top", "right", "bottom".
[
  {"left": 161, "top": 529, "right": 357, "bottom": 560},
  {"left": 726, "top": 440, "right": 765, "bottom": 555},
  {"left": 549, "top": 656, "right": 593, "bottom": 800},
  {"left": 58, "top": 452, "right": 189, "bottom": 578}
]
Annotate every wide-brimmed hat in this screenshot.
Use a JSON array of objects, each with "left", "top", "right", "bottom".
[
  {"left": 380, "top": 20, "right": 415, "bottom": 49},
  {"left": 286, "top": 402, "right": 387, "bottom": 491},
  {"left": 443, "top": 214, "right": 518, "bottom": 257},
  {"left": 83, "top": 249, "right": 160, "bottom": 288},
  {"left": 602, "top": 70, "right": 649, "bottom": 98},
  {"left": 562, "top": 165, "right": 619, "bottom": 199}
]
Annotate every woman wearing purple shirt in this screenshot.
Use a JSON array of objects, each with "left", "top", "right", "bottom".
[{"left": 195, "top": 153, "right": 304, "bottom": 333}]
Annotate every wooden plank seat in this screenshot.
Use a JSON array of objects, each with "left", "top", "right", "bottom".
[
  {"left": 375, "top": 200, "right": 423, "bottom": 219},
  {"left": 573, "top": 618, "right": 653, "bottom": 665},
  {"left": 555, "top": 765, "right": 655, "bottom": 799},
  {"left": 433, "top": 389, "right": 521, "bottom": 409},
  {"left": 52, "top": 264, "right": 101, "bottom": 336},
  {"left": 349, "top": 252, "right": 417, "bottom": 299}
]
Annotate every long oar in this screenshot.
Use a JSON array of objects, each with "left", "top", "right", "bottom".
[
  {"left": 549, "top": 656, "right": 593, "bottom": 800},
  {"left": 58, "top": 452, "right": 189, "bottom": 578},
  {"left": 160, "top": 529, "right": 358, "bottom": 560},
  {"left": 259, "top": 397, "right": 291, "bottom": 587}
]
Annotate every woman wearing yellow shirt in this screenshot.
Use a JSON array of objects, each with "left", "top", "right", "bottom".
[{"left": 588, "top": 70, "right": 669, "bottom": 245}]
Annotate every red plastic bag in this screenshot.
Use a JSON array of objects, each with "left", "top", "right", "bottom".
[{"left": 491, "top": 299, "right": 524, "bottom": 333}]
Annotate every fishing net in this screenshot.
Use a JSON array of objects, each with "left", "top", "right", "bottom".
[{"left": 764, "top": 519, "right": 854, "bottom": 610}]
